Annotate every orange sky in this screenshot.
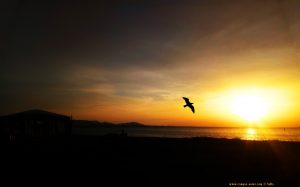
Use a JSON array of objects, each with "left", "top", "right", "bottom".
[{"left": 1, "top": 0, "right": 300, "bottom": 127}]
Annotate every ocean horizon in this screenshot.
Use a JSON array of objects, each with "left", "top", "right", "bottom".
[{"left": 72, "top": 126, "right": 300, "bottom": 142}]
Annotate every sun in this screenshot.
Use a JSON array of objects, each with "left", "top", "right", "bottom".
[{"left": 230, "top": 93, "right": 270, "bottom": 122}]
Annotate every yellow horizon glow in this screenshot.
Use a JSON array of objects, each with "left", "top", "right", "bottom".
[
  {"left": 69, "top": 85, "right": 298, "bottom": 127},
  {"left": 64, "top": 64, "right": 299, "bottom": 128},
  {"left": 210, "top": 86, "right": 296, "bottom": 127}
]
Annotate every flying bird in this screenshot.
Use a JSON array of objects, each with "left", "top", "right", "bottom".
[{"left": 183, "top": 97, "right": 195, "bottom": 113}]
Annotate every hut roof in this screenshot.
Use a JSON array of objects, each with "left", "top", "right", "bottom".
[{"left": 0, "top": 109, "right": 71, "bottom": 120}]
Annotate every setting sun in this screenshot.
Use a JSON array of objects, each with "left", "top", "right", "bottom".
[{"left": 230, "top": 92, "right": 270, "bottom": 122}]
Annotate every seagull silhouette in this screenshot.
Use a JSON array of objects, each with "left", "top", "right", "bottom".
[{"left": 183, "top": 97, "right": 195, "bottom": 113}]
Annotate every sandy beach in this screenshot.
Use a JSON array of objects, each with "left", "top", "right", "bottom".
[{"left": 2, "top": 135, "right": 300, "bottom": 187}]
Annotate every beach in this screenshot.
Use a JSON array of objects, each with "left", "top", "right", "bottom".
[{"left": 2, "top": 135, "right": 300, "bottom": 187}]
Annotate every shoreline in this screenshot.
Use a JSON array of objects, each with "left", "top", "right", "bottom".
[{"left": 2, "top": 135, "right": 300, "bottom": 186}]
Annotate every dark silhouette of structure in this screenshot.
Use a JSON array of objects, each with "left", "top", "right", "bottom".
[
  {"left": 0, "top": 109, "right": 72, "bottom": 142},
  {"left": 121, "top": 129, "right": 128, "bottom": 137},
  {"left": 182, "top": 97, "right": 195, "bottom": 113}
]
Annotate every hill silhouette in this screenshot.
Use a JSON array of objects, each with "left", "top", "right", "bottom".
[
  {"left": 118, "top": 122, "right": 145, "bottom": 127},
  {"left": 72, "top": 120, "right": 145, "bottom": 128}
]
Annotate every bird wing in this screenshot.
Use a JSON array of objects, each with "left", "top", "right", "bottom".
[
  {"left": 183, "top": 97, "right": 189, "bottom": 103},
  {"left": 189, "top": 105, "right": 195, "bottom": 113}
]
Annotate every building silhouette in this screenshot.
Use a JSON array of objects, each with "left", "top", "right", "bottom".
[{"left": 0, "top": 109, "right": 72, "bottom": 142}]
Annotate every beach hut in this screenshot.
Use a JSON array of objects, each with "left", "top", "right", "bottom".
[{"left": 0, "top": 109, "right": 72, "bottom": 141}]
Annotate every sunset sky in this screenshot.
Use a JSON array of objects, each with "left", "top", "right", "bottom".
[{"left": 1, "top": 0, "right": 300, "bottom": 127}]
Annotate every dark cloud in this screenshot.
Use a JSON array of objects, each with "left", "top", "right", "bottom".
[{"left": 4, "top": 0, "right": 298, "bottom": 68}]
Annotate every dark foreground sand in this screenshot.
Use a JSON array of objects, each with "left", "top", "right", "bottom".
[{"left": 2, "top": 135, "right": 300, "bottom": 187}]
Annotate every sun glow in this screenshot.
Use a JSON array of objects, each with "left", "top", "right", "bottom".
[{"left": 229, "top": 91, "right": 270, "bottom": 122}]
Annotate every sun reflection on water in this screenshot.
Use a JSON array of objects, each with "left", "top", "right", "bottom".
[{"left": 244, "top": 128, "right": 257, "bottom": 140}]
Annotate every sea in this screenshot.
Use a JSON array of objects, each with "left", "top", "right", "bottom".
[{"left": 72, "top": 126, "right": 300, "bottom": 141}]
